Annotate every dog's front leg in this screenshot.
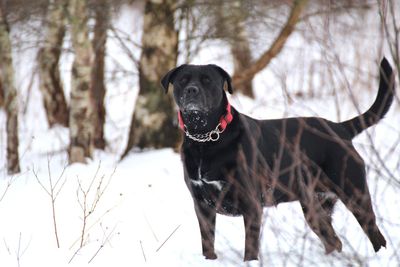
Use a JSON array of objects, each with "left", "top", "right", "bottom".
[
  {"left": 194, "top": 201, "right": 217, "bottom": 259},
  {"left": 243, "top": 208, "right": 262, "bottom": 261}
]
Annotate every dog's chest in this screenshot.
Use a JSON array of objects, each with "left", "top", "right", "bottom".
[
  {"left": 188, "top": 159, "right": 242, "bottom": 215},
  {"left": 187, "top": 158, "right": 278, "bottom": 212},
  {"left": 190, "top": 159, "right": 225, "bottom": 192}
]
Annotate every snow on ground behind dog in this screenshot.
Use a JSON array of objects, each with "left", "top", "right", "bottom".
[{"left": 1, "top": 3, "right": 400, "bottom": 267}]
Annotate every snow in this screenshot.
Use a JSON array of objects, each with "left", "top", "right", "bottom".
[{"left": 1, "top": 3, "right": 400, "bottom": 267}]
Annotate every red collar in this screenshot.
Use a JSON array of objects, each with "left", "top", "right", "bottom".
[{"left": 178, "top": 101, "right": 233, "bottom": 132}]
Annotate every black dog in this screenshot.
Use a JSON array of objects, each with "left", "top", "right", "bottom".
[{"left": 161, "top": 58, "right": 394, "bottom": 261}]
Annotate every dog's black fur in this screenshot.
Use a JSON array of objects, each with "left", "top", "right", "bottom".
[{"left": 161, "top": 59, "right": 395, "bottom": 261}]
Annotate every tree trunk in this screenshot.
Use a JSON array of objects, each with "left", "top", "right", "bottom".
[
  {"left": 90, "top": 0, "right": 109, "bottom": 150},
  {"left": 121, "top": 0, "right": 179, "bottom": 158},
  {"left": 0, "top": 78, "right": 3, "bottom": 108},
  {"left": 68, "top": 0, "right": 95, "bottom": 164},
  {"left": 229, "top": 1, "right": 253, "bottom": 97},
  {"left": 38, "top": 0, "right": 69, "bottom": 127},
  {"left": 0, "top": 7, "right": 20, "bottom": 174},
  {"left": 212, "top": 1, "right": 253, "bottom": 97}
]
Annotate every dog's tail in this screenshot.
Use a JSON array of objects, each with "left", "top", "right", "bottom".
[{"left": 340, "top": 58, "right": 395, "bottom": 138}]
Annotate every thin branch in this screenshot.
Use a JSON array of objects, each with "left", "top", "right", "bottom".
[
  {"left": 32, "top": 160, "right": 67, "bottom": 248},
  {"left": 109, "top": 25, "right": 140, "bottom": 67},
  {"left": 69, "top": 201, "right": 120, "bottom": 249},
  {"left": 87, "top": 224, "right": 117, "bottom": 264},
  {"left": 68, "top": 247, "right": 81, "bottom": 264},
  {"left": 0, "top": 175, "right": 16, "bottom": 202},
  {"left": 15, "top": 233, "right": 30, "bottom": 267},
  {"left": 73, "top": 162, "right": 116, "bottom": 249},
  {"left": 156, "top": 224, "right": 181, "bottom": 252},
  {"left": 140, "top": 240, "right": 146, "bottom": 263},
  {"left": 232, "top": 0, "right": 308, "bottom": 89}
]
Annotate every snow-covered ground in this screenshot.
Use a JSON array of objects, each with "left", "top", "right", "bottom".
[{"left": 1, "top": 3, "right": 399, "bottom": 267}]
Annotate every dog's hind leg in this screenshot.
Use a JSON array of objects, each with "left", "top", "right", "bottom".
[
  {"left": 338, "top": 181, "right": 386, "bottom": 252},
  {"left": 300, "top": 194, "right": 343, "bottom": 254},
  {"left": 328, "top": 154, "right": 386, "bottom": 252}
]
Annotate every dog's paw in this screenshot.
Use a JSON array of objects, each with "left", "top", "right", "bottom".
[
  {"left": 336, "top": 240, "right": 343, "bottom": 252},
  {"left": 324, "top": 238, "right": 343, "bottom": 254},
  {"left": 244, "top": 254, "right": 259, "bottom": 261},
  {"left": 371, "top": 230, "right": 387, "bottom": 252},
  {"left": 204, "top": 251, "right": 217, "bottom": 260}
]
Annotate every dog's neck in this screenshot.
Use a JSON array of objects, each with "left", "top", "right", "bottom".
[{"left": 179, "top": 97, "right": 229, "bottom": 135}]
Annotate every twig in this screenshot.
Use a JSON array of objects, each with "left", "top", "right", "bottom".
[
  {"left": 15, "top": 233, "right": 30, "bottom": 267},
  {"left": 74, "top": 162, "right": 116, "bottom": 249},
  {"left": 32, "top": 159, "right": 67, "bottom": 248},
  {"left": 0, "top": 175, "right": 16, "bottom": 202},
  {"left": 16, "top": 233, "right": 22, "bottom": 267},
  {"left": 68, "top": 162, "right": 116, "bottom": 263},
  {"left": 76, "top": 163, "right": 102, "bottom": 248},
  {"left": 68, "top": 247, "right": 81, "bottom": 264},
  {"left": 69, "top": 202, "right": 120, "bottom": 249},
  {"left": 109, "top": 25, "right": 140, "bottom": 67},
  {"left": 140, "top": 240, "right": 146, "bottom": 262},
  {"left": 88, "top": 224, "right": 117, "bottom": 264},
  {"left": 143, "top": 212, "right": 159, "bottom": 242},
  {"left": 156, "top": 224, "right": 181, "bottom": 252},
  {"left": 3, "top": 238, "right": 11, "bottom": 255}
]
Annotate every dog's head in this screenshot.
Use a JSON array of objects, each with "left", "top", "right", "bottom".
[{"left": 161, "top": 64, "right": 233, "bottom": 115}]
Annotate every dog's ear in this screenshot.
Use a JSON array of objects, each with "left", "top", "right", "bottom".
[
  {"left": 161, "top": 64, "right": 186, "bottom": 94},
  {"left": 209, "top": 64, "right": 233, "bottom": 94}
]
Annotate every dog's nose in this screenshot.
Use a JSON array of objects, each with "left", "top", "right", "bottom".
[{"left": 184, "top": 86, "right": 199, "bottom": 96}]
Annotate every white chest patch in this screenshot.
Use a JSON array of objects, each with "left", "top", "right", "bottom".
[
  {"left": 190, "top": 162, "right": 224, "bottom": 191},
  {"left": 191, "top": 179, "right": 224, "bottom": 191}
]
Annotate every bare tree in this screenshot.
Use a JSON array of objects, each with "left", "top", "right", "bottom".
[
  {"left": 122, "top": 0, "right": 179, "bottom": 157},
  {"left": 214, "top": 0, "right": 254, "bottom": 97},
  {"left": 38, "top": 0, "right": 69, "bottom": 127},
  {"left": 230, "top": 21, "right": 253, "bottom": 97},
  {"left": 177, "top": 0, "right": 307, "bottom": 97},
  {"left": 232, "top": 0, "right": 308, "bottom": 89},
  {"left": 0, "top": 5, "right": 20, "bottom": 174},
  {"left": 90, "top": 0, "right": 109, "bottom": 150},
  {"left": 68, "top": 0, "right": 95, "bottom": 163}
]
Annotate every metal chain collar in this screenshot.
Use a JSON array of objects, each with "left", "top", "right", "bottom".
[{"left": 184, "top": 123, "right": 224, "bottom": 142}]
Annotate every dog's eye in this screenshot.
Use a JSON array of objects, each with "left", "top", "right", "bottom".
[
  {"left": 180, "top": 76, "right": 189, "bottom": 84},
  {"left": 201, "top": 76, "right": 210, "bottom": 84}
]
